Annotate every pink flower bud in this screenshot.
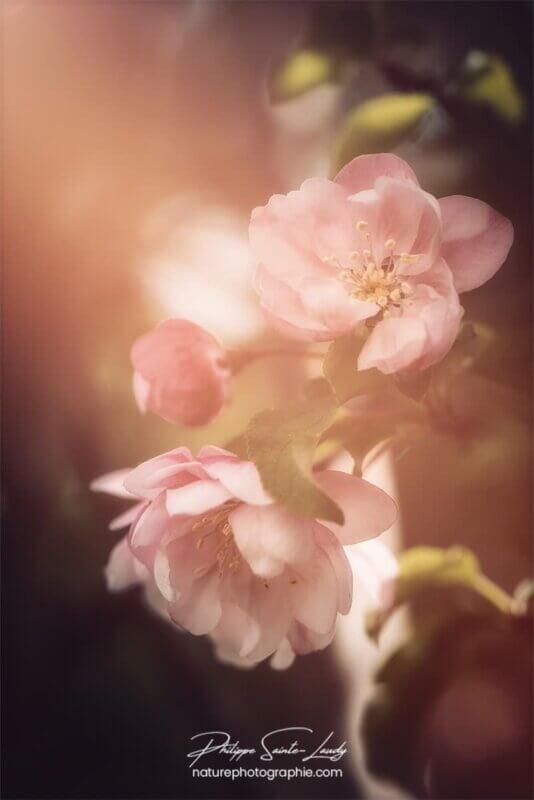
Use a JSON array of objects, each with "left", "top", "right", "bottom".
[{"left": 130, "top": 319, "right": 230, "bottom": 426}]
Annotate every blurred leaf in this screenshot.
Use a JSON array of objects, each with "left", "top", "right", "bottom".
[
  {"left": 332, "top": 93, "right": 434, "bottom": 172},
  {"left": 244, "top": 387, "right": 344, "bottom": 523},
  {"left": 224, "top": 432, "right": 249, "bottom": 460},
  {"left": 398, "top": 546, "right": 479, "bottom": 593},
  {"left": 456, "top": 321, "right": 531, "bottom": 397},
  {"left": 362, "top": 582, "right": 532, "bottom": 798},
  {"left": 461, "top": 51, "right": 525, "bottom": 124},
  {"left": 323, "top": 332, "right": 389, "bottom": 403},
  {"left": 327, "top": 416, "right": 397, "bottom": 476},
  {"left": 367, "top": 546, "right": 513, "bottom": 641},
  {"left": 271, "top": 49, "right": 336, "bottom": 103},
  {"left": 312, "top": 435, "right": 345, "bottom": 468},
  {"left": 423, "top": 321, "right": 531, "bottom": 433}
]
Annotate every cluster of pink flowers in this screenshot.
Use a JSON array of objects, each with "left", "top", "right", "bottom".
[{"left": 94, "top": 154, "right": 512, "bottom": 667}]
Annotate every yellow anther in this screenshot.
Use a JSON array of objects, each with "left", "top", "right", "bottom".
[
  {"left": 339, "top": 269, "right": 356, "bottom": 282},
  {"left": 356, "top": 220, "right": 368, "bottom": 231},
  {"left": 385, "top": 238, "right": 396, "bottom": 250}
]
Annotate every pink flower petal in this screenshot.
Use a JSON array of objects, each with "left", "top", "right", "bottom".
[
  {"left": 270, "top": 638, "right": 296, "bottom": 670},
  {"left": 349, "top": 539, "right": 398, "bottom": 608},
  {"left": 300, "top": 276, "right": 378, "bottom": 328},
  {"left": 314, "top": 470, "right": 398, "bottom": 544},
  {"left": 104, "top": 537, "right": 144, "bottom": 591},
  {"left": 313, "top": 523, "right": 353, "bottom": 614},
  {"left": 334, "top": 153, "right": 419, "bottom": 194},
  {"left": 256, "top": 266, "right": 350, "bottom": 340},
  {"left": 202, "top": 459, "right": 272, "bottom": 506},
  {"left": 165, "top": 480, "right": 233, "bottom": 517},
  {"left": 212, "top": 601, "right": 260, "bottom": 660},
  {"left": 90, "top": 469, "right": 133, "bottom": 498},
  {"left": 288, "top": 621, "right": 336, "bottom": 655},
  {"left": 261, "top": 306, "right": 340, "bottom": 342},
  {"left": 250, "top": 178, "right": 356, "bottom": 285},
  {"left": 169, "top": 570, "right": 222, "bottom": 635},
  {"left": 163, "top": 526, "right": 215, "bottom": 600},
  {"left": 241, "top": 578, "right": 292, "bottom": 663},
  {"left": 131, "top": 319, "right": 229, "bottom": 426},
  {"left": 153, "top": 547, "right": 174, "bottom": 602},
  {"left": 403, "top": 260, "right": 464, "bottom": 370},
  {"left": 229, "top": 503, "right": 315, "bottom": 578},
  {"left": 291, "top": 549, "right": 339, "bottom": 634},
  {"left": 439, "top": 195, "right": 514, "bottom": 292},
  {"left": 109, "top": 501, "right": 146, "bottom": 531},
  {"left": 129, "top": 495, "right": 190, "bottom": 553},
  {"left": 358, "top": 316, "right": 429, "bottom": 373},
  {"left": 371, "top": 177, "right": 441, "bottom": 273},
  {"left": 124, "top": 448, "right": 200, "bottom": 498},
  {"left": 256, "top": 265, "right": 375, "bottom": 341}
]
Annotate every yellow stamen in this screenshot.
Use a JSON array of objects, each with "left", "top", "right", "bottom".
[{"left": 193, "top": 500, "right": 242, "bottom": 578}]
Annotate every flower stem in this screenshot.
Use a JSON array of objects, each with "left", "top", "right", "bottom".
[
  {"left": 228, "top": 348, "right": 324, "bottom": 373},
  {"left": 471, "top": 573, "right": 514, "bottom": 614}
]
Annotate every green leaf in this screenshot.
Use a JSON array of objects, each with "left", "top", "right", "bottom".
[
  {"left": 271, "top": 49, "right": 336, "bottom": 103},
  {"left": 366, "top": 546, "right": 513, "bottom": 641},
  {"left": 332, "top": 93, "right": 434, "bottom": 173},
  {"left": 323, "top": 332, "right": 388, "bottom": 403},
  {"left": 461, "top": 51, "right": 525, "bottom": 124},
  {"left": 325, "top": 415, "right": 398, "bottom": 476},
  {"left": 244, "top": 388, "right": 344, "bottom": 523},
  {"left": 397, "top": 546, "right": 480, "bottom": 597},
  {"left": 323, "top": 335, "right": 425, "bottom": 474},
  {"left": 224, "top": 433, "right": 249, "bottom": 461}
]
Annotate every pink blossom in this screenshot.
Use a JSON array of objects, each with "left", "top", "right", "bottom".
[
  {"left": 92, "top": 446, "right": 397, "bottom": 667},
  {"left": 250, "top": 153, "right": 513, "bottom": 373},
  {"left": 130, "top": 319, "right": 230, "bottom": 426}
]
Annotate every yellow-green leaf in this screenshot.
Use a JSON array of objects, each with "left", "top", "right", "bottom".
[
  {"left": 244, "top": 390, "right": 344, "bottom": 523},
  {"left": 398, "top": 546, "right": 479, "bottom": 591},
  {"left": 332, "top": 93, "right": 434, "bottom": 173},
  {"left": 462, "top": 52, "right": 525, "bottom": 124},
  {"left": 366, "top": 546, "right": 513, "bottom": 641},
  {"left": 271, "top": 49, "right": 336, "bottom": 103},
  {"left": 323, "top": 332, "right": 389, "bottom": 404}
]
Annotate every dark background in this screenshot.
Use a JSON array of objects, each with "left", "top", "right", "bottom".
[{"left": 2, "top": 2, "right": 532, "bottom": 798}]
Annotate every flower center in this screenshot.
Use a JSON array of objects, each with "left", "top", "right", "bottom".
[
  {"left": 193, "top": 500, "right": 242, "bottom": 576},
  {"left": 324, "top": 220, "right": 419, "bottom": 318}
]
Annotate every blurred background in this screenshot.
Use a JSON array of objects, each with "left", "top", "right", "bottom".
[{"left": 2, "top": 2, "right": 532, "bottom": 798}]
